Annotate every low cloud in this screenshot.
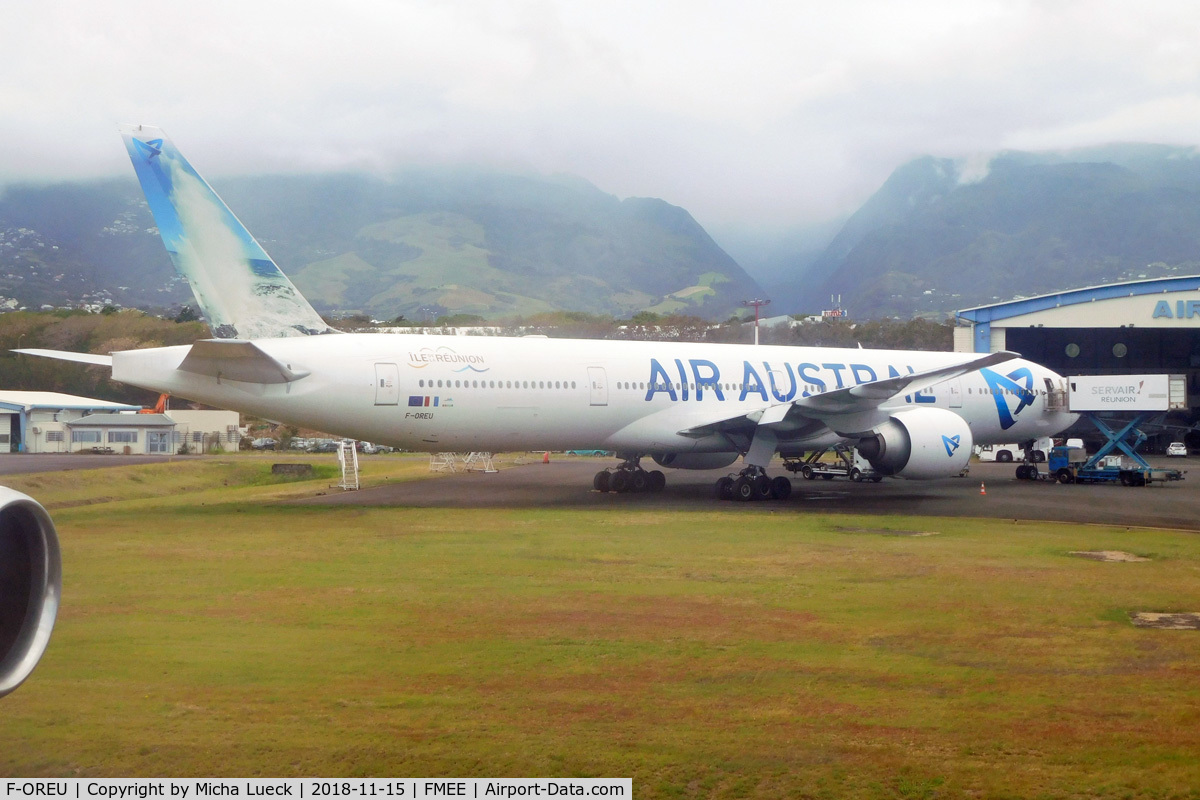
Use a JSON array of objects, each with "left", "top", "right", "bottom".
[{"left": 0, "top": 0, "right": 1198, "bottom": 230}]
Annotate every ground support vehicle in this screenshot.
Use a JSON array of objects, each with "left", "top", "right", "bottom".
[
  {"left": 1017, "top": 411, "right": 1185, "bottom": 486},
  {"left": 784, "top": 446, "right": 883, "bottom": 483},
  {"left": 977, "top": 437, "right": 1051, "bottom": 463}
]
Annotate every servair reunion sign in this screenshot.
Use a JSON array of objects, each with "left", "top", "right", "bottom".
[{"left": 1068, "top": 374, "right": 1170, "bottom": 412}]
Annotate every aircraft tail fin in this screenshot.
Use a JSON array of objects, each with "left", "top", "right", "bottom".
[{"left": 118, "top": 124, "right": 334, "bottom": 340}]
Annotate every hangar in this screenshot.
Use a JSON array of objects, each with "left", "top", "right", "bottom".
[
  {"left": 0, "top": 390, "right": 242, "bottom": 454},
  {"left": 955, "top": 275, "right": 1200, "bottom": 414}
]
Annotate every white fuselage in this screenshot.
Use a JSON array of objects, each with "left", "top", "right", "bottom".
[{"left": 112, "top": 334, "right": 1076, "bottom": 457}]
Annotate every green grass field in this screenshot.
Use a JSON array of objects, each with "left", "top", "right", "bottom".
[{"left": 4, "top": 458, "right": 1200, "bottom": 797}]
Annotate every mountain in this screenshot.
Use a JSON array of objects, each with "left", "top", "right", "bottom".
[
  {"left": 711, "top": 217, "right": 845, "bottom": 309},
  {"left": 796, "top": 144, "right": 1200, "bottom": 318},
  {"left": 0, "top": 170, "right": 762, "bottom": 321}
]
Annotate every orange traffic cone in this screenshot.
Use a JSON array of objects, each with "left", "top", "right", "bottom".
[
  {"left": 980, "top": 482, "right": 987, "bottom": 496},
  {"left": 543, "top": 451, "right": 550, "bottom": 464}
]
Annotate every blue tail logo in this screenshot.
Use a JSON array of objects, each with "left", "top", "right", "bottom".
[
  {"left": 980, "top": 367, "right": 1035, "bottom": 430},
  {"left": 133, "top": 138, "right": 163, "bottom": 162},
  {"left": 942, "top": 434, "right": 961, "bottom": 457}
]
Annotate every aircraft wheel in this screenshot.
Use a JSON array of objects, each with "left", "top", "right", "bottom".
[
  {"left": 801, "top": 465, "right": 815, "bottom": 480},
  {"left": 753, "top": 474, "right": 772, "bottom": 500},
  {"left": 770, "top": 476, "right": 792, "bottom": 500},
  {"left": 1026, "top": 464, "right": 1038, "bottom": 480},
  {"left": 593, "top": 471, "right": 610, "bottom": 492},
  {"left": 850, "top": 468, "right": 862, "bottom": 482},
  {"left": 1056, "top": 469, "right": 1073, "bottom": 485},
  {"left": 870, "top": 475, "right": 883, "bottom": 483},
  {"left": 1015, "top": 465, "right": 1028, "bottom": 480},
  {"left": 648, "top": 470, "right": 666, "bottom": 492},
  {"left": 733, "top": 477, "right": 755, "bottom": 501},
  {"left": 714, "top": 476, "right": 734, "bottom": 500},
  {"left": 609, "top": 470, "right": 630, "bottom": 493},
  {"left": 630, "top": 469, "right": 649, "bottom": 493}
]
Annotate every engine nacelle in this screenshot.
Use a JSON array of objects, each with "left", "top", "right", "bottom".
[
  {"left": 856, "top": 408, "right": 973, "bottom": 480},
  {"left": 652, "top": 452, "right": 740, "bottom": 470},
  {"left": 0, "top": 487, "right": 61, "bottom": 698}
]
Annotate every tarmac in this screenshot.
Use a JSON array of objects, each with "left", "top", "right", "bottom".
[
  {"left": 293, "top": 456, "right": 1200, "bottom": 531},
  {"left": 2, "top": 451, "right": 1196, "bottom": 530}
]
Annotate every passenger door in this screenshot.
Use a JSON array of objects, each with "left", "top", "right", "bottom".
[
  {"left": 375, "top": 363, "right": 399, "bottom": 406},
  {"left": 587, "top": 367, "right": 608, "bottom": 407}
]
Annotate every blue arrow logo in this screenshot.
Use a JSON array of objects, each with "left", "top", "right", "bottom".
[
  {"left": 133, "top": 138, "right": 163, "bottom": 162},
  {"left": 980, "top": 366, "right": 1035, "bottom": 430},
  {"left": 942, "top": 434, "right": 961, "bottom": 457}
]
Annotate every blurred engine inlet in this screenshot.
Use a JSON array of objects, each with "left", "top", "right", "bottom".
[{"left": 0, "top": 486, "right": 61, "bottom": 698}]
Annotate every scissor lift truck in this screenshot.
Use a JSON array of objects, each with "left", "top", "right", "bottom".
[{"left": 1017, "top": 374, "right": 1186, "bottom": 486}]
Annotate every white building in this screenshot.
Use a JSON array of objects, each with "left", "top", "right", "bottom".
[
  {"left": 0, "top": 391, "right": 241, "bottom": 454},
  {"left": 0, "top": 391, "right": 140, "bottom": 453}
]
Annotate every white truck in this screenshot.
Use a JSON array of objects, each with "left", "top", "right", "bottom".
[{"left": 976, "top": 437, "right": 1055, "bottom": 463}]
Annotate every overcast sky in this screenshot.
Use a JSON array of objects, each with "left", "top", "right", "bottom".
[{"left": 2, "top": 0, "right": 1199, "bottom": 232}]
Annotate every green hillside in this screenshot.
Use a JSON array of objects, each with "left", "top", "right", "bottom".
[
  {"left": 796, "top": 144, "right": 1200, "bottom": 318},
  {"left": 0, "top": 170, "right": 761, "bottom": 322}
]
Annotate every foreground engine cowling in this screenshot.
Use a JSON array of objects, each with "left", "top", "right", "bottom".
[
  {"left": 0, "top": 487, "right": 61, "bottom": 698},
  {"left": 652, "top": 452, "right": 740, "bottom": 470},
  {"left": 856, "top": 408, "right": 973, "bottom": 480}
]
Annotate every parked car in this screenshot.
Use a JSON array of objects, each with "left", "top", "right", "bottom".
[
  {"left": 250, "top": 437, "right": 277, "bottom": 450},
  {"left": 1167, "top": 441, "right": 1188, "bottom": 457},
  {"left": 307, "top": 441, "right": 339, "bottom": 453}
]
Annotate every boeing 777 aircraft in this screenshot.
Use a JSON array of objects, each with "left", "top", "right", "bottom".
[{"left": 20, "top": 126, "right": 1078, "bottom": 500}]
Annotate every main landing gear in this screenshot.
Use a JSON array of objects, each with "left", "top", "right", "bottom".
[
  {"left": 713, "top": 467, "right": 791, "bottom": 502},
  {"left": 593, "top": 458, "right": 666, "bottom": 494}
]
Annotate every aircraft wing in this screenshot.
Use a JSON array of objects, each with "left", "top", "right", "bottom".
[
  {"left": 794, "top": 350, "right": 1019, "bottom": 416},
  {"left": 16, "top": 340, "right": 309, "bottom": 385},
  {"left": 678, "top": 351, "right": 1019, "bottom": 439},
  {"left": 13, "top": 349, "right": 113, "bottom": 367}
]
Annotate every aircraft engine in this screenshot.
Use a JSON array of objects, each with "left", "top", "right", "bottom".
[
  {"left": 652, "top": 452, "right": 740, "bottom": 470},
  {"left": 0, "top": 487, "right": 61, "bottom": 698},
  {"left": 856, "top": 408, "right": 973, "bottom": 480}
]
